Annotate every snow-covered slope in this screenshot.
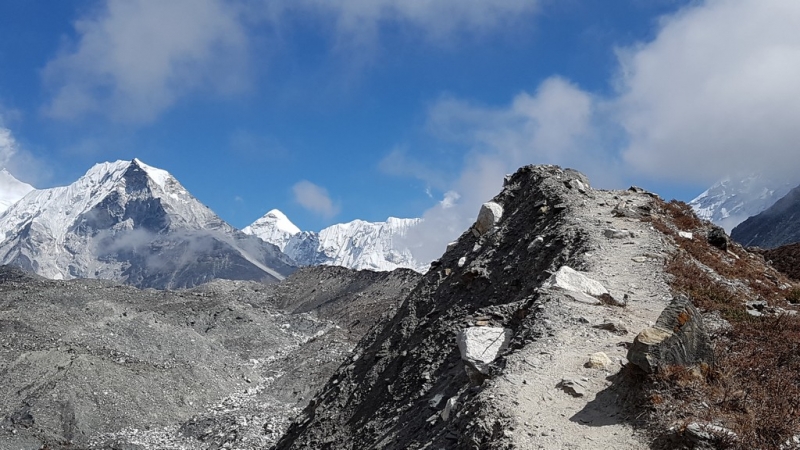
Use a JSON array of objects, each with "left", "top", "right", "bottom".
[
  {"left": 0, "top": 159, "right": 295, "bottom": 288},
  {"left": 689, "top": 174, "right": 796, "bottom": 232},
  {"left": 287, "top": 217, "right": 425, "bottom": 272},
  {"left": 0, "top": 168, "right": 34, "bottom": 214},
  {"left": 242, "top": 209, "right": 300, "bottom": 251},
  {"left": 246, "top": 209, "right": 427, "bottom": 272}
]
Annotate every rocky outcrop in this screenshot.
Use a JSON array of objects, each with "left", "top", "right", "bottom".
[{"left": 627, "top": 295, "right": 714, "bottom": 373}]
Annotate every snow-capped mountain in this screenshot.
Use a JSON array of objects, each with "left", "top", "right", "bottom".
[
  {"left": 242, "top": 209, "right": 300, "bottom": 251},
  {"left": 246, "top": 210, "right": 427, "bottom": 272},
  {"left": 689, "top": 174, "right": 796, "bottom": 232},
  {"left": 0, "top": 168, "right": 34, "bottom": 214},
  {"left": 0, "top": 159, "right": 295, "bottom": 288}
]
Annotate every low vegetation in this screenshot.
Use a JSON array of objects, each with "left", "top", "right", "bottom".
[{"left": 640, "top": 200, "right": 800, "bottom": 449}]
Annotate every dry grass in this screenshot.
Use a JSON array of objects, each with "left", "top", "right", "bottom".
[{"left": 639, "top": 199, "right": 800, "bottom": 448}]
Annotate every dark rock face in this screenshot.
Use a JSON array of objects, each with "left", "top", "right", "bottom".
[
  {"left": 273, "top": 165, "right": 596, "bottom": 450},
  {"left": 731, "top": 183, "right": 800, "bottom": 248},
  {"left": 0, "top": 265, "right": 419, "bottom": 449},
  {"left": 753, "top": 242, "right": 800, "bottom": 282},
  {"left": 627, "top": 295, "right": 714, "bottom": 373},
  {"left": 706, "top": 226, "right": 729, "bottom": 251}
]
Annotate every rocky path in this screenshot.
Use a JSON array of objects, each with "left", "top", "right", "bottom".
[{"left": 488, "top": 188, "right": 674, "bottom": 449}]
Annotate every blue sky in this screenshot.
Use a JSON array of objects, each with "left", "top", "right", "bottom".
[{"left": 1, "top": 0, "right": 799, "bottom": 236}]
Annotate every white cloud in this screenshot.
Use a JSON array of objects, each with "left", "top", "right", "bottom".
[
  {"left": 399, "top": 77, "right": 607, "bottom": 263},
  {"left": 292, "top": 180, "right": 340, "bottom": 219},
  {"left": 297, "top": 0, "right": 540, "bottom": 42},
  {"left": 43, "top": 0, "right": 249, "bottom": 123},
  {"left": 617, "top": 0, "right": 800, "bottom": 184},
  {"left": 0, "top": 126, "right": 48, "bottom": 186},
  {"left": 394, "top": 1, "right": 800, "bottom": 263},
  {"left": 378, "top": 147, "right": 449, "bottom": 190}
]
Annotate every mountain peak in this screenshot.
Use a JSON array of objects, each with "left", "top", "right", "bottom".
[
  {"left": 690, "top": 173, "right": 796, "bottom": 232},
  {"left": 0, "top": 159, "right": 294, "bottom": 287},
  {"left": 243, "top": 209, "right": 301, "bottom": 251},
  {"left": 131, "top": 158, "right": 172, "bottom": 189}
]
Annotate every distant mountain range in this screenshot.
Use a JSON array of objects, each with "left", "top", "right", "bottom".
[
  {"left": 0, "top": 159, "right": 294, "bottom": 288},
  {"left": 689, "top": 174, "right": 795, "bottom": 232},
  {"left": 0, "top": 159, "right": 427, "bottom": 288},
  {"left": 7, "top": 158, "right": 800, "bottom": 288},
  {"left": 243, "top": 210, "right": 426, "bottom": 273}
]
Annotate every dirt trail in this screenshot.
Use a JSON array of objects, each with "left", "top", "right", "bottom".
[{"left": 489, "top": 188, "right": 674, "bottom": 449}]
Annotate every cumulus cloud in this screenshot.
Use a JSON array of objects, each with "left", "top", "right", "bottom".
[
  {"left": 292, "top": 180, "right": 340, "bottom": 219},
  {"left": 398, "top": 77, "right": 606, "bottom": 263},
  {"left": 616, "top": 0, "right": 800, "bottom": 184},
  {"left": 43, "top": 0, "right": 249, "bottom": 123},
  {"left": 393, "top": 1, "right": 800, "bottom": 264}
]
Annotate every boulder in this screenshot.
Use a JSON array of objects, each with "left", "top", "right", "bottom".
[
  {"left": 707, "top": 226, "right": 729, "bottom": 251},
  {"left": 457, "top": 327, "right": 512, "bottom": 374},
  {"left": 475, "top": 202, "right": 504, "bottom": 235},
  {"left": 542, "top": 266, "right": 608, "bottom": 304},
  {"left": 585, "top": 352, "right": 612, "bottom": 369},
  {"left": 627, "top": 295, "right": 714, "bottom": 373}
]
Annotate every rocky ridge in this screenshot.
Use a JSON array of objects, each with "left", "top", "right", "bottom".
[
  {"left": 274, "top": 166, "right": 678, "bottom": 449},
  {"left": 274, "top": 165, "right": 800, "bottom": 449}
]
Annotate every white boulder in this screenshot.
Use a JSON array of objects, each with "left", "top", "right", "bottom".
[
  {"left": 475, "top": 202, "right": 504, "bottom": 235},
  {"left": 542, "top": 266, "right": 608, "bottom": 304},
  {"left": 457, "top": 327, "right": 512, "bottom": 374}
]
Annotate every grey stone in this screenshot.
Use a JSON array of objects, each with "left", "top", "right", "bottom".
[
  {"left": 556, "top": 379, "right": 586, "bottom": 397},
  {"left": 440, "top": 397, "right": 458, "bottom": 421},
  {"left": 627, "top": 295, "right": 714, "bottom": 373},
  {"left": 592, "top": 322, "right": 628, "bottom": 335},
  {"left": 685, "top": 422, "right": 737, "bottom": 446},
  {"left": 603, "top": 228, "right": 635, "bottom": 239}
]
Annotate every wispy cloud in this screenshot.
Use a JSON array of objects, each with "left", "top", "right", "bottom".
[
  {"left": 41, "top": 0, "right": 541, "bottom": 124},
  {"left": 397, "top": 77, "right": 606, "bottom": 262},
  {"left": 0, "top": 123, "right": 49, "bottom": 186},
  {"left": 292, "top": 180, "right": 340, "bottom": 219},
  {"left": 43, "top": 0, "right": 249, "bottom": 123}
]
